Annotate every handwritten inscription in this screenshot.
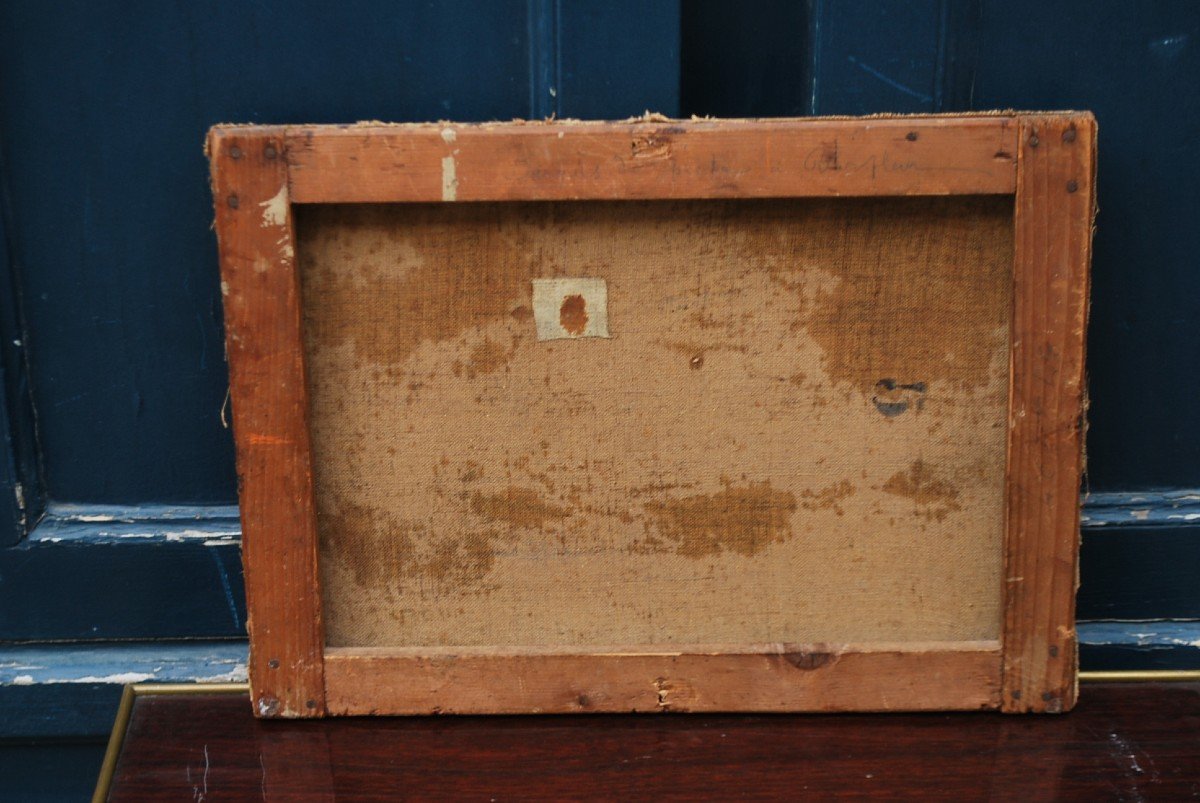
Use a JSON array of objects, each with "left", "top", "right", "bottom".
[{"left": 802, "top": 144, "right": 920, "bottom": 179}]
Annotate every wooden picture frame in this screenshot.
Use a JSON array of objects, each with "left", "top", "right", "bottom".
[{"left": 208, "top": 113, "right": 1094, "bottom": 717}]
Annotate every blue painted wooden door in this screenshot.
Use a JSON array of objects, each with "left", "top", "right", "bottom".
[{"left": 0, "top": 1, "right": 1197, "bottom": 794}]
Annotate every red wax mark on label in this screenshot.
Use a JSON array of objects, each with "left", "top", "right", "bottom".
[{"left": 559, "top": 294, "right": 588, "bottom": 335}]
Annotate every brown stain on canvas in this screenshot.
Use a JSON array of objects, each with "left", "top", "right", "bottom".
[
  {"left": 728, "top": 196, "right": 1013, "bottom": 396},
  {"left": 559, "top": 294, "right": 588, "bottom": 335},
  {"left": 799, "top": 479, "right": 856, "bottom": 515},
  {"left": 296, "top": 204, "right": 545, "bottom": 373},
  {"left": 299, "top": 198, "right": 1012, "bottom": 647},
  {"left": 882, "top": 459, "right": 962, "bottom": 522},
  {"left": 422, "top": 535, "right": 499, "bottom": 585},
  {"left": 470, "top": 486, "right": 571, "bottom": 529},
  {"left": 452, "top": 338, "right": 516, "bottom": 379},
  {"left": 320, "top": 498, "right": 506, "bottom": 591},
  {"left": 643, "top": 480, "right": 797, "bottom": 558}
]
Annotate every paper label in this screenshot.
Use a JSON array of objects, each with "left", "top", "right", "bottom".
[{"left": 531, "top": 278, "right": 610, "bottom": 341}]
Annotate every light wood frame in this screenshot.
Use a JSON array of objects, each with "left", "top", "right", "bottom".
[{"left": 208, "top": 113, "right": 1095, "bottom": 717}]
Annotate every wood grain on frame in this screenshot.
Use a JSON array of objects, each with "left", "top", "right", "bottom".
[
  {"left": 208, "top": 114, "right": 1092, "bottom": 717},
  {"left": 284, "top": 116, "right": 1018, "bottom": 203},
  {"left": 323, "top": 643, "right": 1001, "bottom": 714},
  {"left": 1002, "top": 113, "right": 1095, "bottom": 712},
  {"left": 209, "top": 128, "right": 326, "bottom": 718}
]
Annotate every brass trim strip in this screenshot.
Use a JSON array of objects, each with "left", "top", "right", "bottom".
[
  {"left": 91, "top": 683, "right": 249, "bottom": 803},
  {"left": 1080, "top": 670, "right": 1200, "bottom": 683},
  {"left": 91, "top": 685, "right": 135, "bottom": 803}
]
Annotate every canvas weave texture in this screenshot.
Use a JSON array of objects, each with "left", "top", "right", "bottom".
[{"left": 295, "top": 197, "right": 1013, "bottom": 648}]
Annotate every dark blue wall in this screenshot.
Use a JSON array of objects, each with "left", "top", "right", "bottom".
[
  {"left": 971, "top": 1, "right": 1200, "bottom": 491},
  {"left": 2, "top": 1, "right": 526, "bottom": 504},
  {"left": 0, "top": 0, "right": 678, "bottom": 505}
]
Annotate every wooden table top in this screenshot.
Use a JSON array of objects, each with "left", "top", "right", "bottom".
[{"left": 103, "top": 682, "right": 1200, "bottom": 800}]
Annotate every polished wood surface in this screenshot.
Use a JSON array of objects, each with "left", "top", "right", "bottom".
[{"left": 107, "top": 683, "right": 1199, "bottom": 800}]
